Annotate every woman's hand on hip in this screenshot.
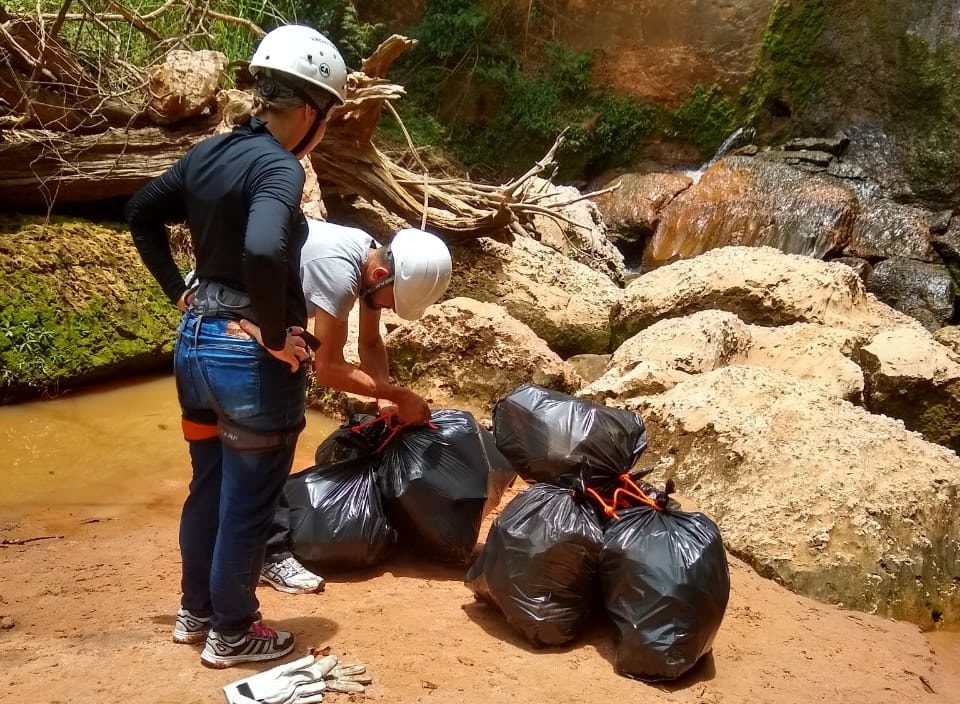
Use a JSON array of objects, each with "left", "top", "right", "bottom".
[{"left": 238, "top": 319, "right": 310, "bottom": 372}]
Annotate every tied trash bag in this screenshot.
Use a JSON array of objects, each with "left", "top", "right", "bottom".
[
  {"left": 600, "top": 504, "right": 730, "bottom": 681},
  {"left": 480, "top": 427, "right": 517, "bottom": 518},
  {"left": 493, "top": 383, "right": 647, "bottom": 492},
  {"left": 465, "top": 483, "right": 604, "bottom": 647},
  {"left": 378, "top": 409, "right": 516, "bottom": 564},
  {"left": 314, "top": 414, "right": 385, "bottom": 465},
  {"left": 285, "top": 421, "right": 396, "bottom": 569}
]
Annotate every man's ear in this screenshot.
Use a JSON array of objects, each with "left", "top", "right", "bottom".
[{"left": 371, "top": 265, "right": 392, "bottom": 282}]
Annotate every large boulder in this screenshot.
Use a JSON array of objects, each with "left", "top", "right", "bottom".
[
  {"left": 865, "top": 257, "right": 955, "bottom": 332},
  {"left": 581, "top": 310, "right": 749, "bottom": 400},
  {"left": 585, "top": 310, "right": 863, "bottom": 405},
  {"left": 0, "top": 216, "right": 181, "bottom": 402},
  {"left": 745, "top": 323, "right": 865, "bottom": 403},
  {"left": 385, "top": 297, "right": 581, "bottom": 409},
  {"left": 612, "top": 246, "right": 919, "bottom": 347},
  {"left": 146, "top": 50, "right": 227, "bottom": 125},
  {"left": 643, "top": 157, "right": 859, "bottom": 269},
  {"left": 861, "top": 327, "right": 960, "bottom": 454},
  {"left": 446, "top": 236, "right": 620, "bottom": 356},
  {"left": 593, "top": 172, "right": 693, "bottom": 261},
  {"left": 632, "top": 366, "right": 960, "bottom": 627}
]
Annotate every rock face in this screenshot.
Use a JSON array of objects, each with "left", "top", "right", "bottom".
[
  {"left": 553, "top": 0, "right": 776, "bottom": 105},
  {"left": 446, "top": 236, "right": 620, "bottom": 356},
  {"left": 934, "top": 325, "right": 960, "bottom": 355},
  {"left": 146, "top": 50, "right": 227, "bottom": 125},
  {"left": 861, "top": 328, "right": 960, "bottom": 453},
  {"left": 644, "top": 157, "right": 859, "bottom": 269},
  {"left": 613, "top": 246, "right": 918, "bottom": 347},
  {"left": 385, "top": 297, "right": 581, "bottom": 408},
  {"left": 633, "top": 366, "right": 960, "bottom": 627},
  {"left": 845, "top": 200, "right": 936, "bottom": 262}
]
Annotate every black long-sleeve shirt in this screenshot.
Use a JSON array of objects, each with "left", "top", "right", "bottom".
[{"left": 125, "top": 117, "right": 308, "bottom": 351}]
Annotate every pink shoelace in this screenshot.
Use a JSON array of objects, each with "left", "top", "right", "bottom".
[{"left": 251, "top": 622, "right": 278, "bottom": 639}]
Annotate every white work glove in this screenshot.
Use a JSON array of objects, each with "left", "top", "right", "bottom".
[{"left": 224, "top": 653, "right": 371, "bottom": 704}]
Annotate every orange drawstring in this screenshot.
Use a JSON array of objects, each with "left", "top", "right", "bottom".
[
  {"left": 585, "top": 473, "right": 666, "bottom": 518},
  {"left": 586, "top": 487, "right": 620, "bottom": 520}
]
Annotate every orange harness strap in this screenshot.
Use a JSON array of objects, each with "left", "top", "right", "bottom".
[{"left": 182, "top": 418, "right": 219, "bottom": 442}]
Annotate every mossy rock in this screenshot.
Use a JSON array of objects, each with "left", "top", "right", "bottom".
[{"left": 0, "top": 215, "right": 183, "bottom": 402}]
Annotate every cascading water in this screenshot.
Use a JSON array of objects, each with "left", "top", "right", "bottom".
[{"left": 684, "top": 127, "right": 755, "bottom": 183}]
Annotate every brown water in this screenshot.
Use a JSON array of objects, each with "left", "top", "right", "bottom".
[{"left": 0, "top": 374, "right": 339, "bottom": 531}]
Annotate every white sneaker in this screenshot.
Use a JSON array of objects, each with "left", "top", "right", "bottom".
[
  {"left": 259, "top": 555, "right": 325, "bottom": 595},
  {"left": 201, "top": 622, "right": 295, "bottom": 669}
]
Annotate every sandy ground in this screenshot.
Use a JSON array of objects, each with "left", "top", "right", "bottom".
[
  {"left": 1, "top": 487, "right": 959, "bottom": 704},
  {"left": 1, "top": 377, "right": 959, "bottom": 703}
]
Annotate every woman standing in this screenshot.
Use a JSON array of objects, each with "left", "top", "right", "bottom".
[{"left": 126, "top": 25, "right": 346, "bottom": 669}]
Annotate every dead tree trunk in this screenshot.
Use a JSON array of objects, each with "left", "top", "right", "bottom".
[{"left": 0, "top": 119, "right": 215, "bottom": 206}]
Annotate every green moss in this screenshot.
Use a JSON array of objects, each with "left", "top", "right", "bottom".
[
  {"left": 0, "top": 216, "right": 182, "bottom": 401},
  {"left": 891, "top": 35, "right": 960, "bottom": 203},
  {"left": 741, "top": 0, "right": 829, "bottom": 124},
  {"left": 668, "top": 84, "right": 738, "bottom": 156}
]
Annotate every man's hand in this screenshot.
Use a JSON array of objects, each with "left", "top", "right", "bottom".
[
  {"left": 394, "top": 388, "right": 431, "bottom": 425},
  {"left": 238, "top": 319, "right": 310, "bottom": 372}
]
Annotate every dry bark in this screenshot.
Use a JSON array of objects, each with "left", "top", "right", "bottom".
[{"left": 0, "top": 15, "right": 616, "bottom": 241}]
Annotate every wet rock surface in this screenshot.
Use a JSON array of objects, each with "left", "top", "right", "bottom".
[{"left": 865, "top": 257, "right": 955, "bottom": 331}]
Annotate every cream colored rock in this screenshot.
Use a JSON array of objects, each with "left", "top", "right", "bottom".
[
  {"left": 580, "top": 360, "right": 692, "bottom": 401},
  {"left": 631, "top": 365, "right": 960, "bottom": 626},
  {"left": 446, "top": 236, "right": 620, "bottom": 356},
  {"left": 385, "top": 297, "right": 581, "bottom": 409},
  {"left": 523, "top": 177, "right": 625, "bottom": 283},
  {"left": 861, "top": 327, "right": 960, "bottom": 453},
  {"left": 300, "top": 158, "right": 327, "bottom": 221},
  {"left": 612, "top": 246, "right": 921, "bottom": 347},
  {"left": 583, "top": 310, "right": 750, "bottom": 400},
  {"left": 745, "top": 323, "right": 865, "bottom": 403},
  {"left": 147, "top": 50, "right": 227, "bottom": 125}
]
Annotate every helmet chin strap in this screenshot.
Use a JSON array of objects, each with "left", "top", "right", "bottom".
[
  {"left": 359, "top": 249, "right": 395, "bottom": 306},
  {"left": 291, "top": 108, "right": 326, "bottom": 158}
]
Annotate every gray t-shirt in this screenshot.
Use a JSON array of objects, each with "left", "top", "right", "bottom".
[{"left": 300, "top": 221, "right": 376, "bottom": 321}]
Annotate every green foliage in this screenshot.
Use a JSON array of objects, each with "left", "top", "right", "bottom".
[
  {"left": 741, "top": 0, "right": 828, "bottom": 123},
  {"left": 669, "top": 84, "right": 738, "bottom": 155},
  {"left": 305, "top": 1, "right": 388, "bottom": 66}
]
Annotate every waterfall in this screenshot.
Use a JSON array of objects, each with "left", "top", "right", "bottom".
[{"left": 684, "top": 127, "right": 753, "bottom": 183}]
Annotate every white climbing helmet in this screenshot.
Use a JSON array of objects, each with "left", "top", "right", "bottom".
[
  {"left": 389, "top": 228, "right": 453, "bottom": 320},
  {"left": 249, "top": 25, "right": 348, "bottom": 105}
]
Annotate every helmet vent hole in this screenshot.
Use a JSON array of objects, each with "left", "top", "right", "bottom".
[{"left": 307, "top": 54, "right": 313, "bottom": 62}]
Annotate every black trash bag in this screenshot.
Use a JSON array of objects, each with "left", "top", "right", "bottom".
[
  {"left": 314, "top": 413, "right": 387, "bottom": 465},
  {"left": 378, "top": 409, "right": 509, "bottom": 564},
  {"left": 480, "top": 426, "right": 517, "bottom": 519},
  {"left": 285, "top": 456, "right": 397, "bottom": 570},
  {"left": 465, "top": 483, "right": 604, "bottom": 647},
  {"left": 600, "top": 505, "right": 730, "bottom": 681},
  {"left": 492, "top": 383, "right": 647, "bottom": 492}
]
